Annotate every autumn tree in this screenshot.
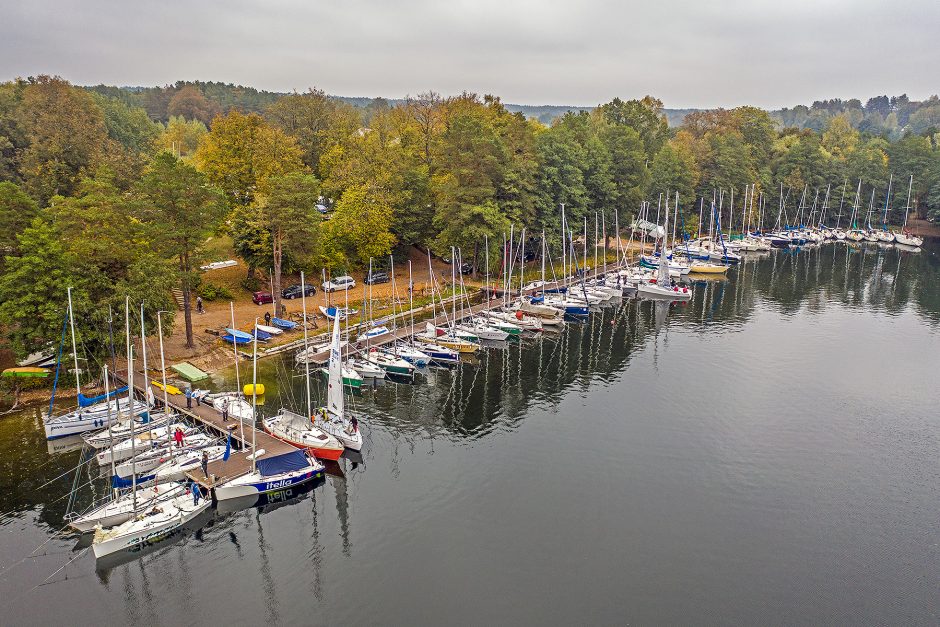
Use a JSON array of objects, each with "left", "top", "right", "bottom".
[
  {"left": 195, "top": 110, "right": 304, "bottom": 206},
  {"left": 167, "top": 85, "right": 219, "bottom": 125},
  {"left": 265, "top": 89, "right": 361, "bottom": 174},
  {"left": 18, "top": 76, "right": 108, "bottom": 204}
]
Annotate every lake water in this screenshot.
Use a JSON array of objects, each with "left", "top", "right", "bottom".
[{"left": 2, "top": 241, "right": 939, "bottom": 625}]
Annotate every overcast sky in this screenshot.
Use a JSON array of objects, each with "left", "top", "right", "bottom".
[{"left": 2, "top": 0, "right": 936, "bottom": 109}]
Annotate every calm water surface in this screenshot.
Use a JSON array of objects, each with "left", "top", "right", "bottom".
[{"left": 2, "top": 242, "right": 939, "bottom": 625}]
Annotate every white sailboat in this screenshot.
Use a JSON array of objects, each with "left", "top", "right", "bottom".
[
  {"left": 637, "top": 207, "right": 692, "bottom": 300},
  {"left": 92, "top": 301, "right": 212, "bottom": 560},
  {"left": 894, "top": 175, "right": 924, "bottom": 248},
  {"left": 215, "top": 317, "right": 324, "bottom": 502},
  {"left": 316, "top": 315, "right": 364, "bottom": 451}
]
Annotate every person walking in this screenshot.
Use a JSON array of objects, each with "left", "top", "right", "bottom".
[
  {"left": 194, "top": 390, "right": 201, "bottom": 407},
  {"left": 191, "top": 481, "right": 201, "bottom": 505},
  {"left": 201, "top": 450, "right": 209, "bottom": 478},
  {"left": 264, "top": 311, "right": 272, "bottom": 326},
  {"left": 185, "top": 387, "right": 192, "bottom": 409},
  {"left": 196, "top": 296, "right": 204, "bottom": 314}
]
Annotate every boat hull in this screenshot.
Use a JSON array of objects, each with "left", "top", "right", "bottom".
[
  {"left": 214, "top": 466, "right": 322, "bottom": 501},
  {"left": 92, "top": 495, "right": 210, "bottom": 559}
]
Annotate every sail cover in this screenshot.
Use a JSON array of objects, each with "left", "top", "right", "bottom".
[
  {"left": 257, "top": 450, "right": 309, "bottom": 477},
  {"left": 657, "top": 212, "right": 672, "bottom": 286},
  {"left": 327, "top": 317, "right": 344, "bottom": 417},
  {"left": 78, "top": 386, "right": 129, "bottom": 407}
]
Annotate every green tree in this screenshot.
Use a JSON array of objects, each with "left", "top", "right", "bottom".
[
  {"left": 262, "top": 172, "right": 321, "bottom": 313},
  {"left": 157, "top": 116, "right": 208, "bottom": 158},
  {"left": 326, "top": 183, "right": 396, "bottom": 265},
  {"left": 136, "top": 153, "right": 225, "bottom": 348},
  {"left": 0, "top": 182, "right": 38, "bottom": 255},
  {"left": 598, "top": 96, "right": 669, "bottom": 157}
]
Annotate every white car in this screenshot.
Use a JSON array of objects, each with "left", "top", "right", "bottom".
[{"left": 322, "top": 275, "right": 356, "bottom": 292}]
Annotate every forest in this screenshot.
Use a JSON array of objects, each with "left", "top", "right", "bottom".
[{"left": 1, "top": 76, "right": 940, "bottom": 359}]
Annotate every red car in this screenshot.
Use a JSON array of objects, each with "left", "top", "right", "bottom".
[{"left": 252, "top": 291, "right": 273, "bottom": 305}]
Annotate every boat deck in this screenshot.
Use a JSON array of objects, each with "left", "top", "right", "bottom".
[{"left": 118, "top": 371, "right": 297, "bottom": 490}]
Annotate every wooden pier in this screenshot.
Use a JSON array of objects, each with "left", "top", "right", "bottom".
[{"left": 118, "top": 371, "right": 297, "bottom": 490}]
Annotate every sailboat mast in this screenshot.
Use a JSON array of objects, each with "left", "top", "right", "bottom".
[
  {"left": 139, "top": 303, "right": 152, "bottom": 444},
  {"left": 66, "top": 287, "right": 81, "bottom": 399},
  {"left": 102, "top": 364, "right": 115, "bottom": 480},
  {"left": 837, "top": 179, "right": 847, "bottom": 229},
  {"left": 300, "top": 271, "right": 312, "bottom": 419},
  {"left": 560, "top": 204, "right": 566, "bottom": 283},
  {"left": 484, "top": 235, "right": 490, "bottom": 311},
  {"left": 408, "top": 261, "right": 415, "bottom": 337},
  {"left": 251, "top": 318, "right": 258, "bottom": 472},
  {"left": 157, "top": 310, "right": 174, "bottom": 461},
  {"left": 230, "top": 301, "right": 244, "bottom": 445},
  {"left": 125, "top": 297, "right": 136, "bottom": 511},
  {"left": 519, "top": 229, "right": 525, "bottom": 299},
  {"left": 903, "top": 175, "right": 913, "bottom": 228},
  {"left": 883, "top": 173, "right": 893, "bottom": 229},
  {"left": 451, "top": 247, "right": 457, "bottom": 325}
]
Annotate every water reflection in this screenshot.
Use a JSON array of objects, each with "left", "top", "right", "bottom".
[{"left": 1, "top": 240, "right": 938, "bottom": 625}]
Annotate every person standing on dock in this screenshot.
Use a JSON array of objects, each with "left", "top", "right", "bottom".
[
  {"left": 222, "top": 405, "right": 228, "bottom": 422},
  {"left": 185, "top": 386, "right": 192, "bottom": 409},
  {"left": 201, "top": 450, "right": 209, "bottom": 478}
]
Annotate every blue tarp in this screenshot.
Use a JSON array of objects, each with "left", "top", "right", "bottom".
[
  {"left": 257, "top": 450, "right": 310, "bottom": 477},
  {"left": 271, "top": 317, "right": 296, "bottom": 330},
  {"left": 78, "top": 386, "right": 129, "bottom": 407},
  {"left": 111, "top": 473, "right": 155, "bottom": 489}
]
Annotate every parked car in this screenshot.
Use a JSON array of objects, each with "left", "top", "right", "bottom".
[
  {"left": 363, "top": 271, "right": 390, "bottom": 285},
  {"left": 252, "top": 291, "right": 273, "bottom": 305},
  {"left": 282, "top": 284, "right": 317, "bottom": 299},
  {"left": 321, "top": 275, "right": 356, "bottom": 292},
  {"left": 460, "top": 263, "right": 473, "bottom": 275}
]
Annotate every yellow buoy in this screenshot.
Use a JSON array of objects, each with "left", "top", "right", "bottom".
[{"left": 243, "top": 383, "right": 265, "bottom": 396}]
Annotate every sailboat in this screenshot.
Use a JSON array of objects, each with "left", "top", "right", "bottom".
[
  {"left": 313, "top": 315, "right": 365, "bottom": 451},
  {"left": 894, "top": 175, "right": 924, "bottom": 248},
  {"left": 637, "top": 208, "right": 692, "bottom": 300},
  {"left": 91, "top": 301, "right": 211, "bottom": 560},
  {"left": 44, "top": 289, "right": 148, "bottom": 439},
  {"left": 92, "top": 486, "right": 209, "bottom": 558},
  {"left": 215, "top": 318, "right": 324, "bottom": 501},
  {"left": 263, "top": 272, "right": 346, "bottom": 461}
]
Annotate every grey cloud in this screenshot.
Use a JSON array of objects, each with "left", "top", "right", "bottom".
[{"left": 0, "top": 0, "right": 937, "bottom": 109}]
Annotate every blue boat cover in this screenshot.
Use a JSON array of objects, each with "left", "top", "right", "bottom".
[
  {"left": 257, "top": 450, "right": 309, "bottom": 477},
  {"left": 78, "top": 386, "right": 129, "bottom": 407},
  {"left": 222, "top": 334, "right": 251, "bottom": 345},
  {"left": 253, "top": 329, "right": 272, "bottom": 340},
  {"left": 225, "top": 328, "right": 253, "bottom": 340},
  {"left": 271, "top": 317, "right": 296, "bottom": 330}
]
